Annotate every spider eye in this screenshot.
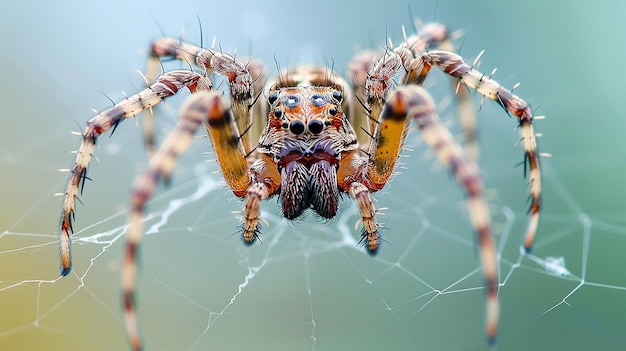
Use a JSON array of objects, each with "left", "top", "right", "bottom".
[
  {"left": 307, "top": 119, "right": 324, "bottom": 134},
  {"left": 274, "top": 108, "right": 283, "bottom": 118},
  {"left": 268, "top": 93, "right": 278, "bottom": 105},
  {"left": 289, "top": 120, "right": 305, "bottom": 135},
  {"left": 332, "top": 90, "right": 343, "bottom": 102},
  {"left": 285, "top": 95, "right": 301, "bottom": 108},
  {"left": 328, "top": 107, "right": 338, "bottom": 116},
  {"left": 311, "top": 94, "right": 327, "bottom": 107}
]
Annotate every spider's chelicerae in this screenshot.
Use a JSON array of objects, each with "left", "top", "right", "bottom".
[{"left": 57, "top": 21, "right": 542, "bottom": 350}]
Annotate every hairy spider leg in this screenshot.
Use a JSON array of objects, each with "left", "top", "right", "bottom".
[
  {"left": 414, "top": 50, "right": 542, "bottom": 252},
  {"left": 124, "top": 89, "right": 231, "bottom": 351},
  {"left": 349, "top": 22, "right": 476, "bottom": 160},
  {"left": 146, "top": 38, "right": 262, "bottom": 155},
  {"left": 58, "top": 70, "right": 205, "bottom": 276},
  {"left": 124, "top": 88, "right": 218, "bottom": 350}
]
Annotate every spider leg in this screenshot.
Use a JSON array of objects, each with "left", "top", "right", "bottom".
[
  {"left": 414, "top": 50, "right": 542, "bottom": 251},
  {"left": 396, "top": 22, "right": 478, "bottom": 161},
  {"left": 350, "top": 22, "right": 478, "bottom": 161},
  {"left": 382, "top": 86, "right": 499, "bottom": 343},
  {"left": 348, "top": 49, "right": 381, "bottom": 146},
  {"left": 240, "top": 177, "right": 276, "bottom": 244},
  {"left": 349, "top": 23, "right": 450, "bottom": 147},
  {"left": 142, "top": 38, "right": 206, "bottom": 155},
  {"left": 147, "top": 38, "right": 262, "bottom": 155},
  {"left": 124, "top": 90, "right": 229, "bottom": 351},
  {"left": 58, "top": 70, "right": 205, "bottom": 276},
  {"left": 147, "top": 38, "right": 202, "bottom": 83},
  {"left": 350, "top": 181, "right": 380, "bottom": 253}
]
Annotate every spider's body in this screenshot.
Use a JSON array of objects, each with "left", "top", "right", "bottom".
[{"left": 57, "top": 22, "right": 543, "bottom": 350}]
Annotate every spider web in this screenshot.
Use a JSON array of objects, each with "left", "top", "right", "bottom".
[{"left": 2, "top": 1, "right": 626, "bottom": 350}]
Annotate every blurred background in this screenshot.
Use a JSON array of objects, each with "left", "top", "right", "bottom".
[{"left": 1, "top": 0, "right": 626, "bottom": 350}]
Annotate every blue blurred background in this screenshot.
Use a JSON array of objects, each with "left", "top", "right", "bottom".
[{"left": 1, "top": 0, "right": 626, "bottom": 350}]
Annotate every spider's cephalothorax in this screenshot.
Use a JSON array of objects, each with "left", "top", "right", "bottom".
[
  {"left": 57, "top": 21, "right": 545, "bottom": 351},
  {"left": 259, "top": 83, "right": 358, "bottom": 220}
]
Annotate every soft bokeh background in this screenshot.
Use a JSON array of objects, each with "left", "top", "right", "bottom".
[{"left": 2, "top": 0, "right": 626, "bottom": 350}]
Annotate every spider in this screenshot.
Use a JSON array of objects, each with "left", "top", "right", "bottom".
[{"left": 57, "top": 21, "right": 542, "bottom": 350}]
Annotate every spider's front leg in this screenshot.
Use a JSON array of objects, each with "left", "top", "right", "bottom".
[
  {"left": 406, "top": 50, "right": 542, "bottom": 251},
  {"left": 202, "top": 99, "right": 281, "bottom": 243},
  {"left": 349, "top": 22, "right": 476, "bottom": 160},
  {"left": 145, "top": 37, "right": 268, "bottom": 154},
  {"left": 58, "top": 70, "right": 206, "bottom": 276}
]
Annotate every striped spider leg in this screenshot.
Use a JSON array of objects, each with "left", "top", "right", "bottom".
[
  {"left": 395, "top": 23, "right": 541, "bottom": 251},
  {"left": 144, "top": 38, "right": 268, "bottom": 155},
  {"left": 349, "top": 22, "right": 476, "bottom": 159},
  {"left": 418, "top": 50, "right": 542, "bottom": 251},
  {"left": 57, "top": 45, "right": 256, "bottom": 276},
  {"left": 58, "top": 70, "right": 208, "bottom": 277},
  {"left": 400, "top": 48, "right": 542, "bottom": 251}
]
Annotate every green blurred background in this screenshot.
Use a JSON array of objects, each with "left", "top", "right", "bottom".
[{"left": 2, "top": 0, "right": 626, "bottom": 350}]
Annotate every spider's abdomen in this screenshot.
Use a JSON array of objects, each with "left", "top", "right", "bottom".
[{"left": 279, "top": 150, "right": 339, "bottom": 220}]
